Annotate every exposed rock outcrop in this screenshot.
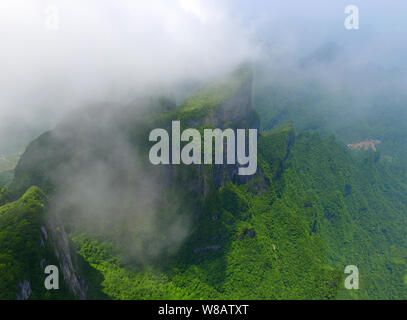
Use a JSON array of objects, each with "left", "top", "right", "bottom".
[
  {"left": 167, "top": 67, "right": 261, "bottom": 194},
  {"left": 347, "top": 139, "right": 381, "bottom": 152},
  {"left": 16, "top": 280, "right": 31, "bottom": 300},
  {"left": 46, "top": 219, "right": 88, "bottom": 299}
]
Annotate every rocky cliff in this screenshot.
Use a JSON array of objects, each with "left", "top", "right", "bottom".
[
  {"left": 0, "top": 186, "right": 86, "bottom": 299},
  {"left": 5, "top": 67, "right": 261, "bottom": 299}
]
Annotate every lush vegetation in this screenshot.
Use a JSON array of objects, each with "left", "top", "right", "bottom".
[
  {"left": 69, "top": 124, "right": 407, "bottom": 300},
  {"left": 0, "top": 186, "right": 73, "bottom": 299},
  {"left": 1, "top": 68, "right": 407, "bottom": 300}
]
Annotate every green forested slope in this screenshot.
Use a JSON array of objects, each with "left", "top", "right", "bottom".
[
  {"left": 279, "top": 132, "right": 407, "bottom": 298},
  {"left": 0, "top": 186, "right": 74, "bottom": 299},
  {"left": 71, "top": 125, "right": 407, "bottom": 300}
]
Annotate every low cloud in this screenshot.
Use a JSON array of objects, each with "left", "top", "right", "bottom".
[{"left": 0, "top": 0, "right": 260, "bottom": 152}]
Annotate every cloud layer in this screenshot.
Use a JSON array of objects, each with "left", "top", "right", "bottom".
[{"left": 0, "top": 0, "right": 260, "bottom": 152}]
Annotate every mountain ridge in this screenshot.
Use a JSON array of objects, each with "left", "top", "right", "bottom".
[{"left": 1, "top": 68, "right": 407, "bottom": 299}]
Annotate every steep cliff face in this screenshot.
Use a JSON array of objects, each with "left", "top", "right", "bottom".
[
  {"left": 186, "top": 68, "right": 259, "bottom": 129},
  {"left": 198, "top": 67, "right": 260, "bottom": 189},
  {"left": 0, "top": 186, "right": 86, "bottom": 299},
  {"left": 153, "top": 67, "right": 261, "bottom": 194},
  {"left": 45, "top": 218, "right": 88, "bottom": 299}
]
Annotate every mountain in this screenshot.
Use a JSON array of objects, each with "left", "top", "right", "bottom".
[{"left": 1, "top": 68, "right": 407, "bottom": 299}]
